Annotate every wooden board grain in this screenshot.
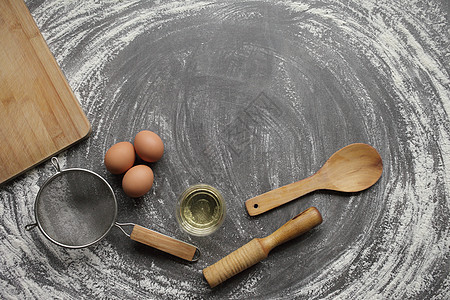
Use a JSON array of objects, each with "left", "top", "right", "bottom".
[{"left": 0, "top": 0, "right": 91, "bottom": 184}]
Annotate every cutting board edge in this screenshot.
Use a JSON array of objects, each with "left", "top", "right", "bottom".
[
  {"left": 0, "top": 124, "right": 92, "bottom": 186},
  {"left": 0, "top": 0, "right": 94, "bottom": 185}
]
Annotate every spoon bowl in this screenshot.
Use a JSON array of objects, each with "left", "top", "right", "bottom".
[
  {"left": 245, "top": 143, "right": 383, "bottom": 216},
  {"left": 316, "top": 143, "right": 383, "bottom": 192}
]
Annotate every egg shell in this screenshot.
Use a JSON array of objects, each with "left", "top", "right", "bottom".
[
  {"left": 134, "top": 130, "right": 164, "bottom": 163},
  {"left": 122, "top": 165, "right": 154, "bottom": 198},
  {"left": 104, "top": 142, "right": 135, "bottom": 174}
]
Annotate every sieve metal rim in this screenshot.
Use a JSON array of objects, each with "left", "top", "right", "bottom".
[{"left": 34, "top": 167, "right": 118, "bottom": 249}]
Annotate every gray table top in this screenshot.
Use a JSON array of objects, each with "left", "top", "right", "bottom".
[{"left": 1, "top": 0, "right": 449, "bottom": 299}]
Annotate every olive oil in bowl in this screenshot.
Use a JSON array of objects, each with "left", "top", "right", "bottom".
[{"left": 176, "top": 184, "right": 225, "bottom": 236}]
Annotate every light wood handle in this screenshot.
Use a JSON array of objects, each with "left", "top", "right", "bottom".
[
  {"left": 203, "top": 207, "right": 322, "bottom": 287},
  {"left": 130, "top": 225, "right": 199, "bottom": 261},
  {"left": 245, "top": 175, "right": 321, "bottom": 216},
  {"left": 261, "top": 207, "right": 323, "bottom": 251}
]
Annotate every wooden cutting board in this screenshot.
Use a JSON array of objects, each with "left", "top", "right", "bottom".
[{"left": 0, "top": 0, "right": 91, "bottom": 185}]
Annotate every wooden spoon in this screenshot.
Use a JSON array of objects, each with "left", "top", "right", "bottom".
[{"left": 245, "top": 143, "right": 383, "bottom": 216}]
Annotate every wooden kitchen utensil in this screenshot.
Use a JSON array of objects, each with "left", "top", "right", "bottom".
[
  {"left": 0, "top": 0, "right": 91, "bottom": 184},
  {"left": 203, "top": 207, "right": 322, "bottom": 288},
  {"left": 246, "top": 143, "right": 383, "bottom": 216}
]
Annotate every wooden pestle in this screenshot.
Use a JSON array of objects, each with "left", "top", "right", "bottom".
[{"left": 203, "top": 207, "right": 322, "bottom": 287}]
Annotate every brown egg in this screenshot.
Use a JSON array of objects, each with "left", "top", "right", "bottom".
[
  {"left": 134, "top": 130, "right": 164, "bottom": 162},
  {"left": 104, "top": 142, "right": 135, "bottom": 174},
  {"left": 122, "top": 165, "right": 154, "bottom": 198}
]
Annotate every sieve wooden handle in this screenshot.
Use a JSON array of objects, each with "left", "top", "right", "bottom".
[
  {"left": 203, "top": 207, "right": 322, "bottom": 287},
  {"left": 130, "top": 225, "right": 199, "bottom": 261}
]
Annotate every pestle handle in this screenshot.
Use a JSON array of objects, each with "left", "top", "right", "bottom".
[
  {"left": 261, "top": 206, "right": 323, "bottom": 251},
  {"left": 203, "top": 207, "right": 322, "bottom": 287}
]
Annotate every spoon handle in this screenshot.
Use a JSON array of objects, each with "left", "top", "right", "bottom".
[{"left": 245, "top": 174, "right": 321, "bottom": 216}]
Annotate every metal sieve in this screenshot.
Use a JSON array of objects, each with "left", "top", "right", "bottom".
[{"left": 26, "top": 158, "right": 200, "bottom": 261}]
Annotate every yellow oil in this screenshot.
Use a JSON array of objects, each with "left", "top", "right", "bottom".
[{"left": 177, "top": 185, "right": 225, "bottom": 236}]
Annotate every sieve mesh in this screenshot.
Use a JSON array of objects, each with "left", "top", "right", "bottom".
[{"left": 35, "top": 169, "right": 117, "bottom": 248}]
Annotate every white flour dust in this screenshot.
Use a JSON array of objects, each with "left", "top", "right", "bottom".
[{"left": 1, "top": 0, "right": 449, "bottom": 298}]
